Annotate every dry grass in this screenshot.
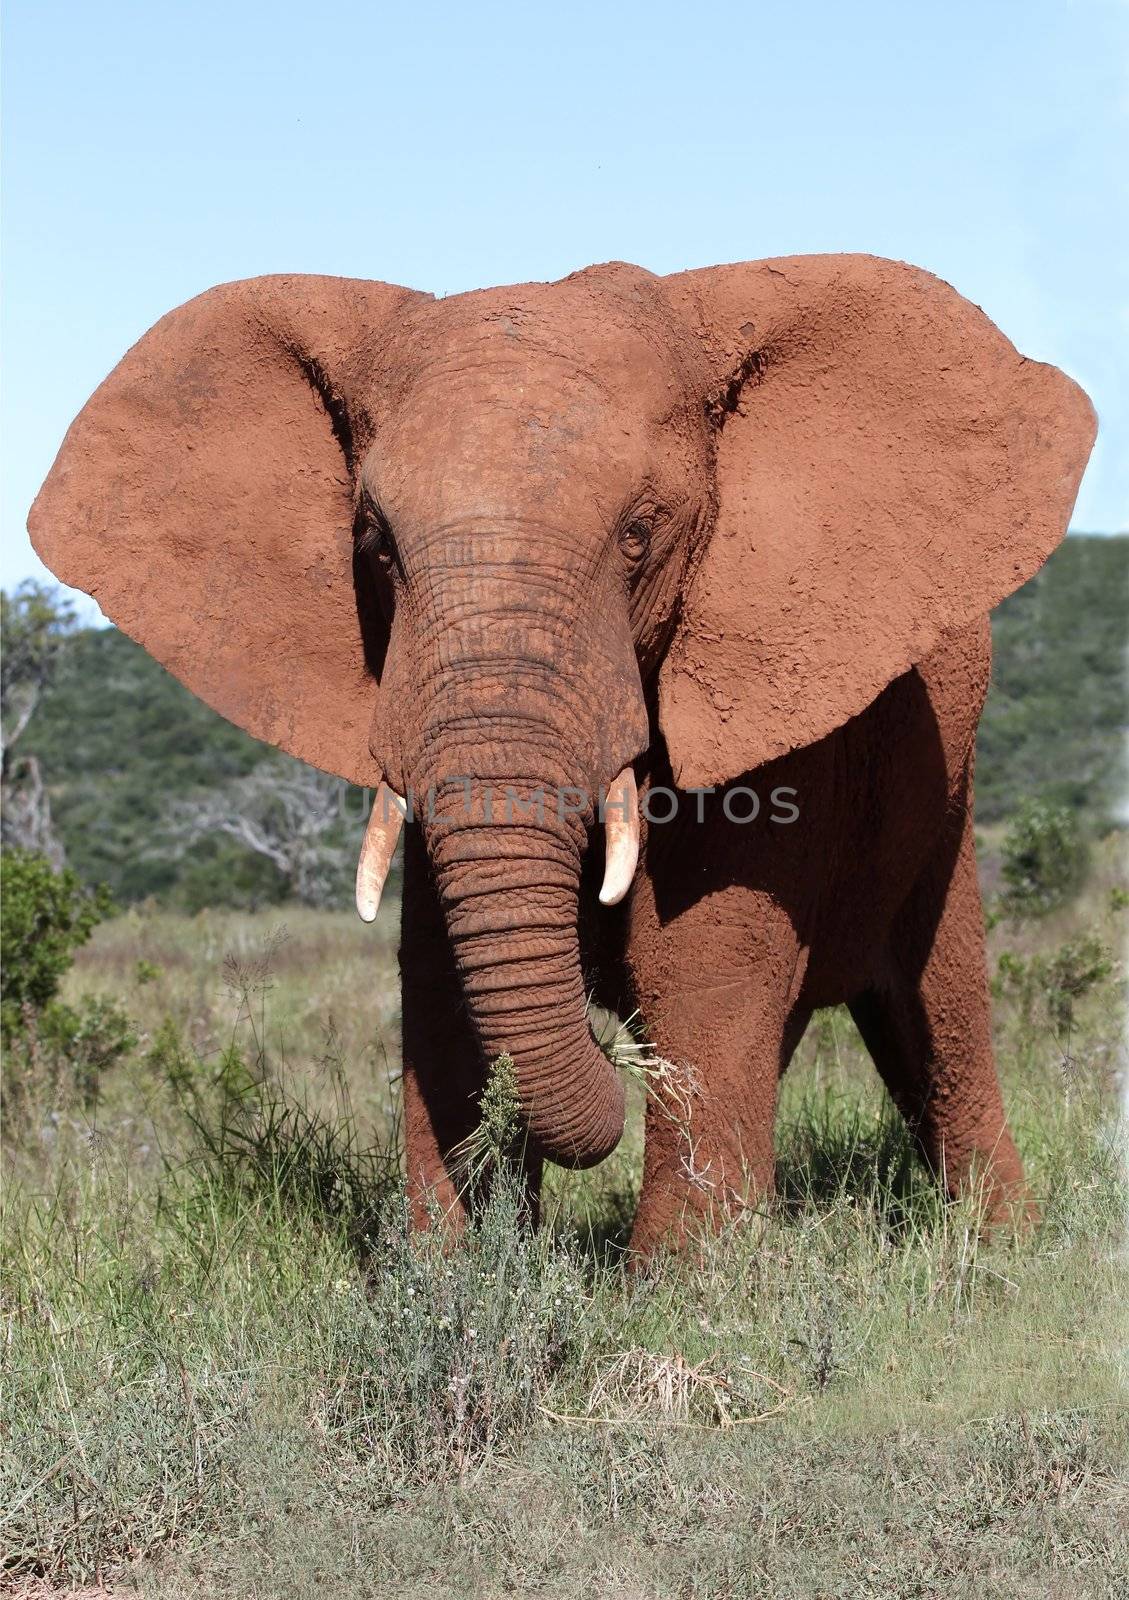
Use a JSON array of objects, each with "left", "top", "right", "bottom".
[{"left": 563, "top": 1348, "right": 795, "bottom": 1427}]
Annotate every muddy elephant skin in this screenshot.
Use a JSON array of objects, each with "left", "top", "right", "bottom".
[{"left": 30, "top": 256, "right": 1095, "bottom": 1251}]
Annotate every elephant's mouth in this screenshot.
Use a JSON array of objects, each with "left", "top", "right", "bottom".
[{"left": 354, "top": 766, "right": 640, "bottom": 924}]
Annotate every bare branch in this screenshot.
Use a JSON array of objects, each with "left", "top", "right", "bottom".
[{"left": 163, "top": 758, "right": 355, "bottom": 905}]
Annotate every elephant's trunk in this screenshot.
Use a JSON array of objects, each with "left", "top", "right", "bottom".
[
  {"left": 360, "top": 511, "right": 648, "bottom": 1167},
  {"left": 422, "top": 773, "right": 625, "bottom": 1167}
]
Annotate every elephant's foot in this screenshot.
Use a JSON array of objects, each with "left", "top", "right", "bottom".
[
  {"left": 627, "top": 1161, "right": 773, "bottom": 1263},
  {"left": 625, "top": 1034, "right": 780, "bottom": 1260},
  {"left": 963, "top": 1155, "right": 1039, "bottom": 1237}
]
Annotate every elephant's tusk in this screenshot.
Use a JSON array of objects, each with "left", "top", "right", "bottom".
[
  {"left": 356, "top": 782, "right": 407, "bottom": 922},
  {"left": 599, "top": 766, "right": 639, "bottom": 907}
]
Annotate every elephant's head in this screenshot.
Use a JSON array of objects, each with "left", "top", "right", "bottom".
[{"left": 29, "top": 257, "right": 1095, "bottom": 1167}]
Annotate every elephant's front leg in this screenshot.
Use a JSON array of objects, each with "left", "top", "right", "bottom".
[
  {"left": 626, "top": 877, "right": 806, "bottom": 1256},
  {"left": 399, "top": 825, "right": 543, "bottom": 1232}
]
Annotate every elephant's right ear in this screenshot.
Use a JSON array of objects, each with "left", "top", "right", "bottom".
[{"left": 29, "top": 274, "right": 426, "bottom": 784}]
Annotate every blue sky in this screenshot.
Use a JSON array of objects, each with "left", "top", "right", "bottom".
[{"left": 3, "top": 0, "right": 1126, "bottom": 606}]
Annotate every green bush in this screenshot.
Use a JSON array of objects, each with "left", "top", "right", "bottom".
[
  {"left": 1, "top": 849, "right": 129, "bottom": 1122},
  {"left": 13, "top": 995, "right": 137, "bottom": 1111},
  {"left": 0, "top": 848, "right": 110, "bottom": 1033},
  {"left": 994, "top": 932, "right": 1115, "bottom": 1040},
  {"left": 999, "top": 798, "right": 1090, "bottom": 920}
]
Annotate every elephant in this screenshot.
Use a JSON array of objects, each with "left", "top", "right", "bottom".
[{"left": 30, "top": 255, "right": 1094, "bottom": 1253}]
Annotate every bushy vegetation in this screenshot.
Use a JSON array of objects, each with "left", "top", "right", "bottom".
[
  {"left": 999, "top": 797, "right": 1092, "bottom": 919},
  {"left": 0, "top": 848, "right": 108, "bottom": 1022},
  {"left": 0, "top": 848, "right": 134, "bottom": 1128}
]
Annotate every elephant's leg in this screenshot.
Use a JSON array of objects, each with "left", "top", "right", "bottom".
[
  {"left": 399, "top": 826, "right": 543, "bottom": 1232},
  {"left": 627, "top": 887, "right": 803, "bottom": 1256},
  {"left": 848, "top": 807, "right": 1030, "bottom": 1223}
]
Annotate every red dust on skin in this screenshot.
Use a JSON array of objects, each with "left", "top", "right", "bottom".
[{"left": 28, "top": 256, "right": 1095, "bottom": 1251}]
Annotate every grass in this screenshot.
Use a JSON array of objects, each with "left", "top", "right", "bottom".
[{"left": 1, "top": 845, "right": 1127, "bottom": 1597}]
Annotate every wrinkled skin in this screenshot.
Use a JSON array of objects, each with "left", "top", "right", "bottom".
[{"left": 29, "top": 255, "right": 1095, "bottom": 1252}]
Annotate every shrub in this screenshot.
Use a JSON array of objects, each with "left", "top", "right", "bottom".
[
  {"left": 999, "top": 798, "right": 1090, "bottom": 920},
  {"left": 3, "top": 995, "right": 136, "bottom": 1125},
  {"left": 1038, "top": 934, "right": 1116, "bottom": 1034},
  {"left": 994, "top": 933, "right": 1115, "bottom": 1040},
  {"left": 0, "top": 848, "right": 110, "bottom": 1035},
  {"left": 322, "top": 1055, "right": 584, "bottom": 1479},
  {"left": 0, "top": 849, "right": 126, "bottom": 1124}
]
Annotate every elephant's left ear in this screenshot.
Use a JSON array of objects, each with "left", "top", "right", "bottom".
[{"left": 655, "top": 255, "right": 1096, "bottom": 789}]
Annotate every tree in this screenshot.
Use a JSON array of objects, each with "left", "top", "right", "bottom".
[
  {"left": 1, "top": 582, "right": 76, "bottom": 865},
  {"left": 164, "top": 758, "right": 356, "bottom": 906}
]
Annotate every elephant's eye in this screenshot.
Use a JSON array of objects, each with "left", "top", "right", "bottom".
[
  {"left": 359, "top": 494, "right": 395, "bottom": 567},
  {"left": 620, "top": 518, "right": 651, "bottom": 563}
]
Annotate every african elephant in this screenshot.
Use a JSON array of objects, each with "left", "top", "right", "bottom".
[{"left": 30, "top": 256, "right": 1094, "bottom": 1252}]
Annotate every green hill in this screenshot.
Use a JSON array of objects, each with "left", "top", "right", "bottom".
[
  {"left": 977, "top": 534, "right": 1127, "bottom": 824},
  {"left": 20, "top": 627, "right": 290, "bottom": 907},
  {"left": 20, "top": 535, "right": 1127, "bottom": 904}
]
